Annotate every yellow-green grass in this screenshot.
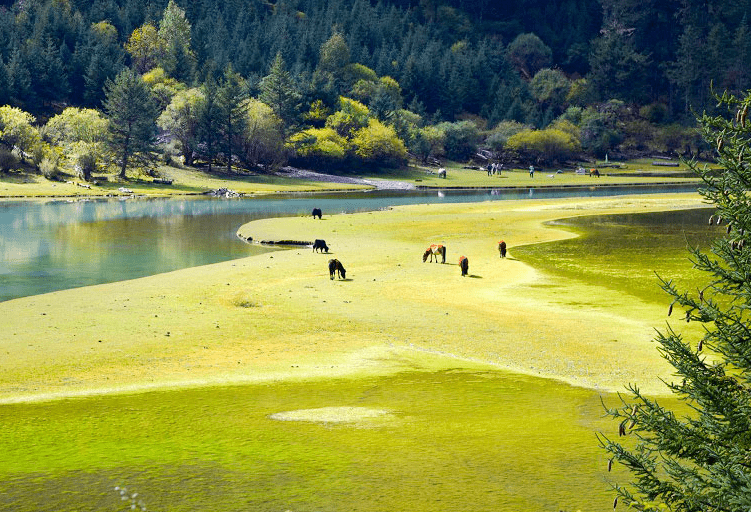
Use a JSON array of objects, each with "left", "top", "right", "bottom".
[
  {"left": 1, "top": 158, "right": 701, "bottom": 198},
  {"left": 0, "top": 192, "right": 707, "bottom": 404},
  {"left": 0, "top": 164, "right": 370, "bottom": 198},
  {"left": 406, "top": 164, "right": 698, "bottom": 189}
]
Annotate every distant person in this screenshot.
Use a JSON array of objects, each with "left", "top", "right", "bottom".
[{"left": 529, "top": 165, "right": 535, "bottom": 177}]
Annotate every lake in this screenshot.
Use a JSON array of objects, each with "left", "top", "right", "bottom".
[{"left": 0, "top": 184, "right": 699, "bottom": 301}]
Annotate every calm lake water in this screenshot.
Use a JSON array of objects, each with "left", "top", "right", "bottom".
[{"left": 0, "top": 184, "right": 698, "bottom": 301}]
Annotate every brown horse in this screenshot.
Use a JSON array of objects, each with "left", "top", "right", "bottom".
[
  {"left": 459, "top": 256, "right": 469, "bottom": 276},
  {"left": 328, "top": 259, "right": 346, "bottom": 280},
  {"left": 498, "top": 240, "right": 507, "bottom": 258},
  {"left": 423, "top": 244, "right": 446, "bottom": 263}
]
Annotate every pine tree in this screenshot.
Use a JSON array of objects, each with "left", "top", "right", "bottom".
[
  {"left": 0, "top": 58, "right": 8, "bottom": 106},
  {"left": 159, "top": 0, "right": 195, "bottom": 82},
  {"left": 600, "top": 88, "right": 751, "bottom": 511},
  {"left": 259, "top": 52, "right": 300, "bottom": 138},
  {"left": 196, "top": 75, "right": 221, "bottom": 172},
  {"left": 103, "top": 69, "right": 159, "bottom": 179},
  {"left": 6, "top": 47, "right": 32, "bottom": 106},
  {"left": 217, "top": 64, "right": 248, "bottom": 173}
]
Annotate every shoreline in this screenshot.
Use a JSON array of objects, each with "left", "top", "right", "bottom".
[{"left": 0, "top": 164, "right": 701, "bottom": 199}]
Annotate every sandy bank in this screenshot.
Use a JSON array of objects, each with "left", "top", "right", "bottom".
[{"left": 0, "top": 193, "right": 706, "bottom": 403}]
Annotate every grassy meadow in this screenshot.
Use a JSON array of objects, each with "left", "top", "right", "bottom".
[
  {"left": 0, "top": 191, "right": 714, "bottom": 511},
  {"left": 0, "top": 158, "right": 700, "bottom": 198}
]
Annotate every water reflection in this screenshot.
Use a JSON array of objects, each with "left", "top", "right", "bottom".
[{"left": 0, "top": 184, "right": 698, "bottom": 301}]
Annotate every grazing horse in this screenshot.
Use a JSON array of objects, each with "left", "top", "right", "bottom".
[
  {"left": 312, "top": 208, "right": 322, "bottom": 219},
  {"left": 498, "top": 240, "right": 507, "bottom": 258},
  {"left": 459, "top": 256, "right": 469, "bottom": 276},
  {"left": 312, "top": 239, "right": 329, "bottom": 253},
  {"left": 422, "top": 244, "right": 446, "bottom": 263},
  {"left": 328, "top": 259, "right": 346, "bottom": 280}
]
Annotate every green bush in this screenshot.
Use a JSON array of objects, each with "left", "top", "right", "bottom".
[
  {"left": 289, "top": 127, "right": 348, "bottom": 168},
  {"left": 76, "top": 152, "right": 97, "bottom": 181},
  {"left": 506, "top": 127, "right": 579, "bottom": 163},
  {"left": 485, "top": 120, "right": 531, "bottom": 151},
  {"left": 351, "top": 118, "right": 407, "bottom": 167},
  {"left": 435, "top": 120, "right": 480, "bottom": 161},
  {"left": 39, "top": 157, "right": 60, "bottom": 180},
  {"left": 0, "top": 148, "right": 19, "bottom": 171}
]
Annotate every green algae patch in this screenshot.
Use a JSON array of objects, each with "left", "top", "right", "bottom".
[{"left": 0, "top": 369, "right": 647, "bottom": 512}]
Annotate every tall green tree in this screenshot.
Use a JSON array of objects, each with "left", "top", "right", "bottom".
[
  {"left": 6, "top": 47, "right": 32, "bottom": 107},
  {"left": 601, "top": 88, "right": 751, "bottom": 511},
  {"left": 0, "top": 106, "right": 42, "bottom": 163},
  {"left": 217, "top": 65, "right": 248, "bottom": 173},
  {"left": 506, "top": 33, "right": 552, "bottom": 81},
  {"left": 103, "top": 69, "right": 159, "bottom": 179},
  {"left": 315, "top": 32, "right": 351, "bottom": 95},
  {"left": 588, "top": 26, "right": 651, "bottom": 103},
  {"left": 45, "top": 107, "right": 108, "bottom": 180},
  {"left": 259, "top": 52, "right": 300, "bottom": 138},
  {"left": 159, "top": 0, "right": 195, "bottom": 82},
  {"left": 83, "top": 21, "right": 125, "bottom": 108},
  {"left": 125, "top": 23, "right": 165, "bottom": 74},
  {"left": 196, "top": 76, "right": 221, "bottom": 172},
  {"left": 157, "top": 87, "right": 203, "bottom": 167}
]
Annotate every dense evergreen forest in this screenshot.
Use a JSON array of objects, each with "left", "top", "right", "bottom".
[{"left": 0, "top": 0, "right": 748, "bottom": 177}]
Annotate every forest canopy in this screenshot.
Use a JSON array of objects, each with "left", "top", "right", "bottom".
[{"left": 0, "top": 0, "right": 744, "bottom": 176}]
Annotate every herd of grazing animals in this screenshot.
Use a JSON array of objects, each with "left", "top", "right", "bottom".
[{"left": 310, "top": 208, "right": 508, "bottom": 279}]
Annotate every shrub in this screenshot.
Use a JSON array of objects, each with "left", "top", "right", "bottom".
[
  {"left": 76, "top": 152, "right": 97, "bottom": 181},
  {"left": 351, "top": 118, "right": 407, "bottom": 167},
  {"left": 653, "top": 123, "right": 694, "bottom": 155},
  {"left": 409, "top": 125, "right": 445, "bottom": 162},
  {"left": 0, "top": 148, "right": 18, "bottom": 171},
  {"left": 639, "top": 102, "right": 669, "bottom": 124},
  {"left": 39, "top": 157, "right": 60, "bottom": 180},
  {"left": 325, "top": 97, "right": 370, "bottom": 137},
  {"left": 435, "top": 120, "right": 480, "bottom": 161},
  {"left": 0, "top": 106, "right": 41, "bottom": 162},
  {"left": 289, "top": 127, "right": 348, "bottom": 168},
  {"left": 622, "top": 119, "right": 657, "bottom": 152},
  {"left": 485, "top": 120, "right": 530, "bottom": 151},
  {"left": 506, "top": 127, "right": 579, "bottom": 163}
]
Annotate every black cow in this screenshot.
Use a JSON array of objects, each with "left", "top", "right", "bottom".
[
  {"left": 313, "top": 239, "right": 329, "bottom": 253},
  {"left": 328, "top": 259, "right": 346, "bottom": 280},
  {"left": 459, "top": 256, "right": 469, "bottom": 277},
  {"left": 312, "top": 208, "right": 322, "bottom": 219}
]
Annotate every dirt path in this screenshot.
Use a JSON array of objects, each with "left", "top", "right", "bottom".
[{"left": 275, "top": 167, "right": 416, "bottom": 190}]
